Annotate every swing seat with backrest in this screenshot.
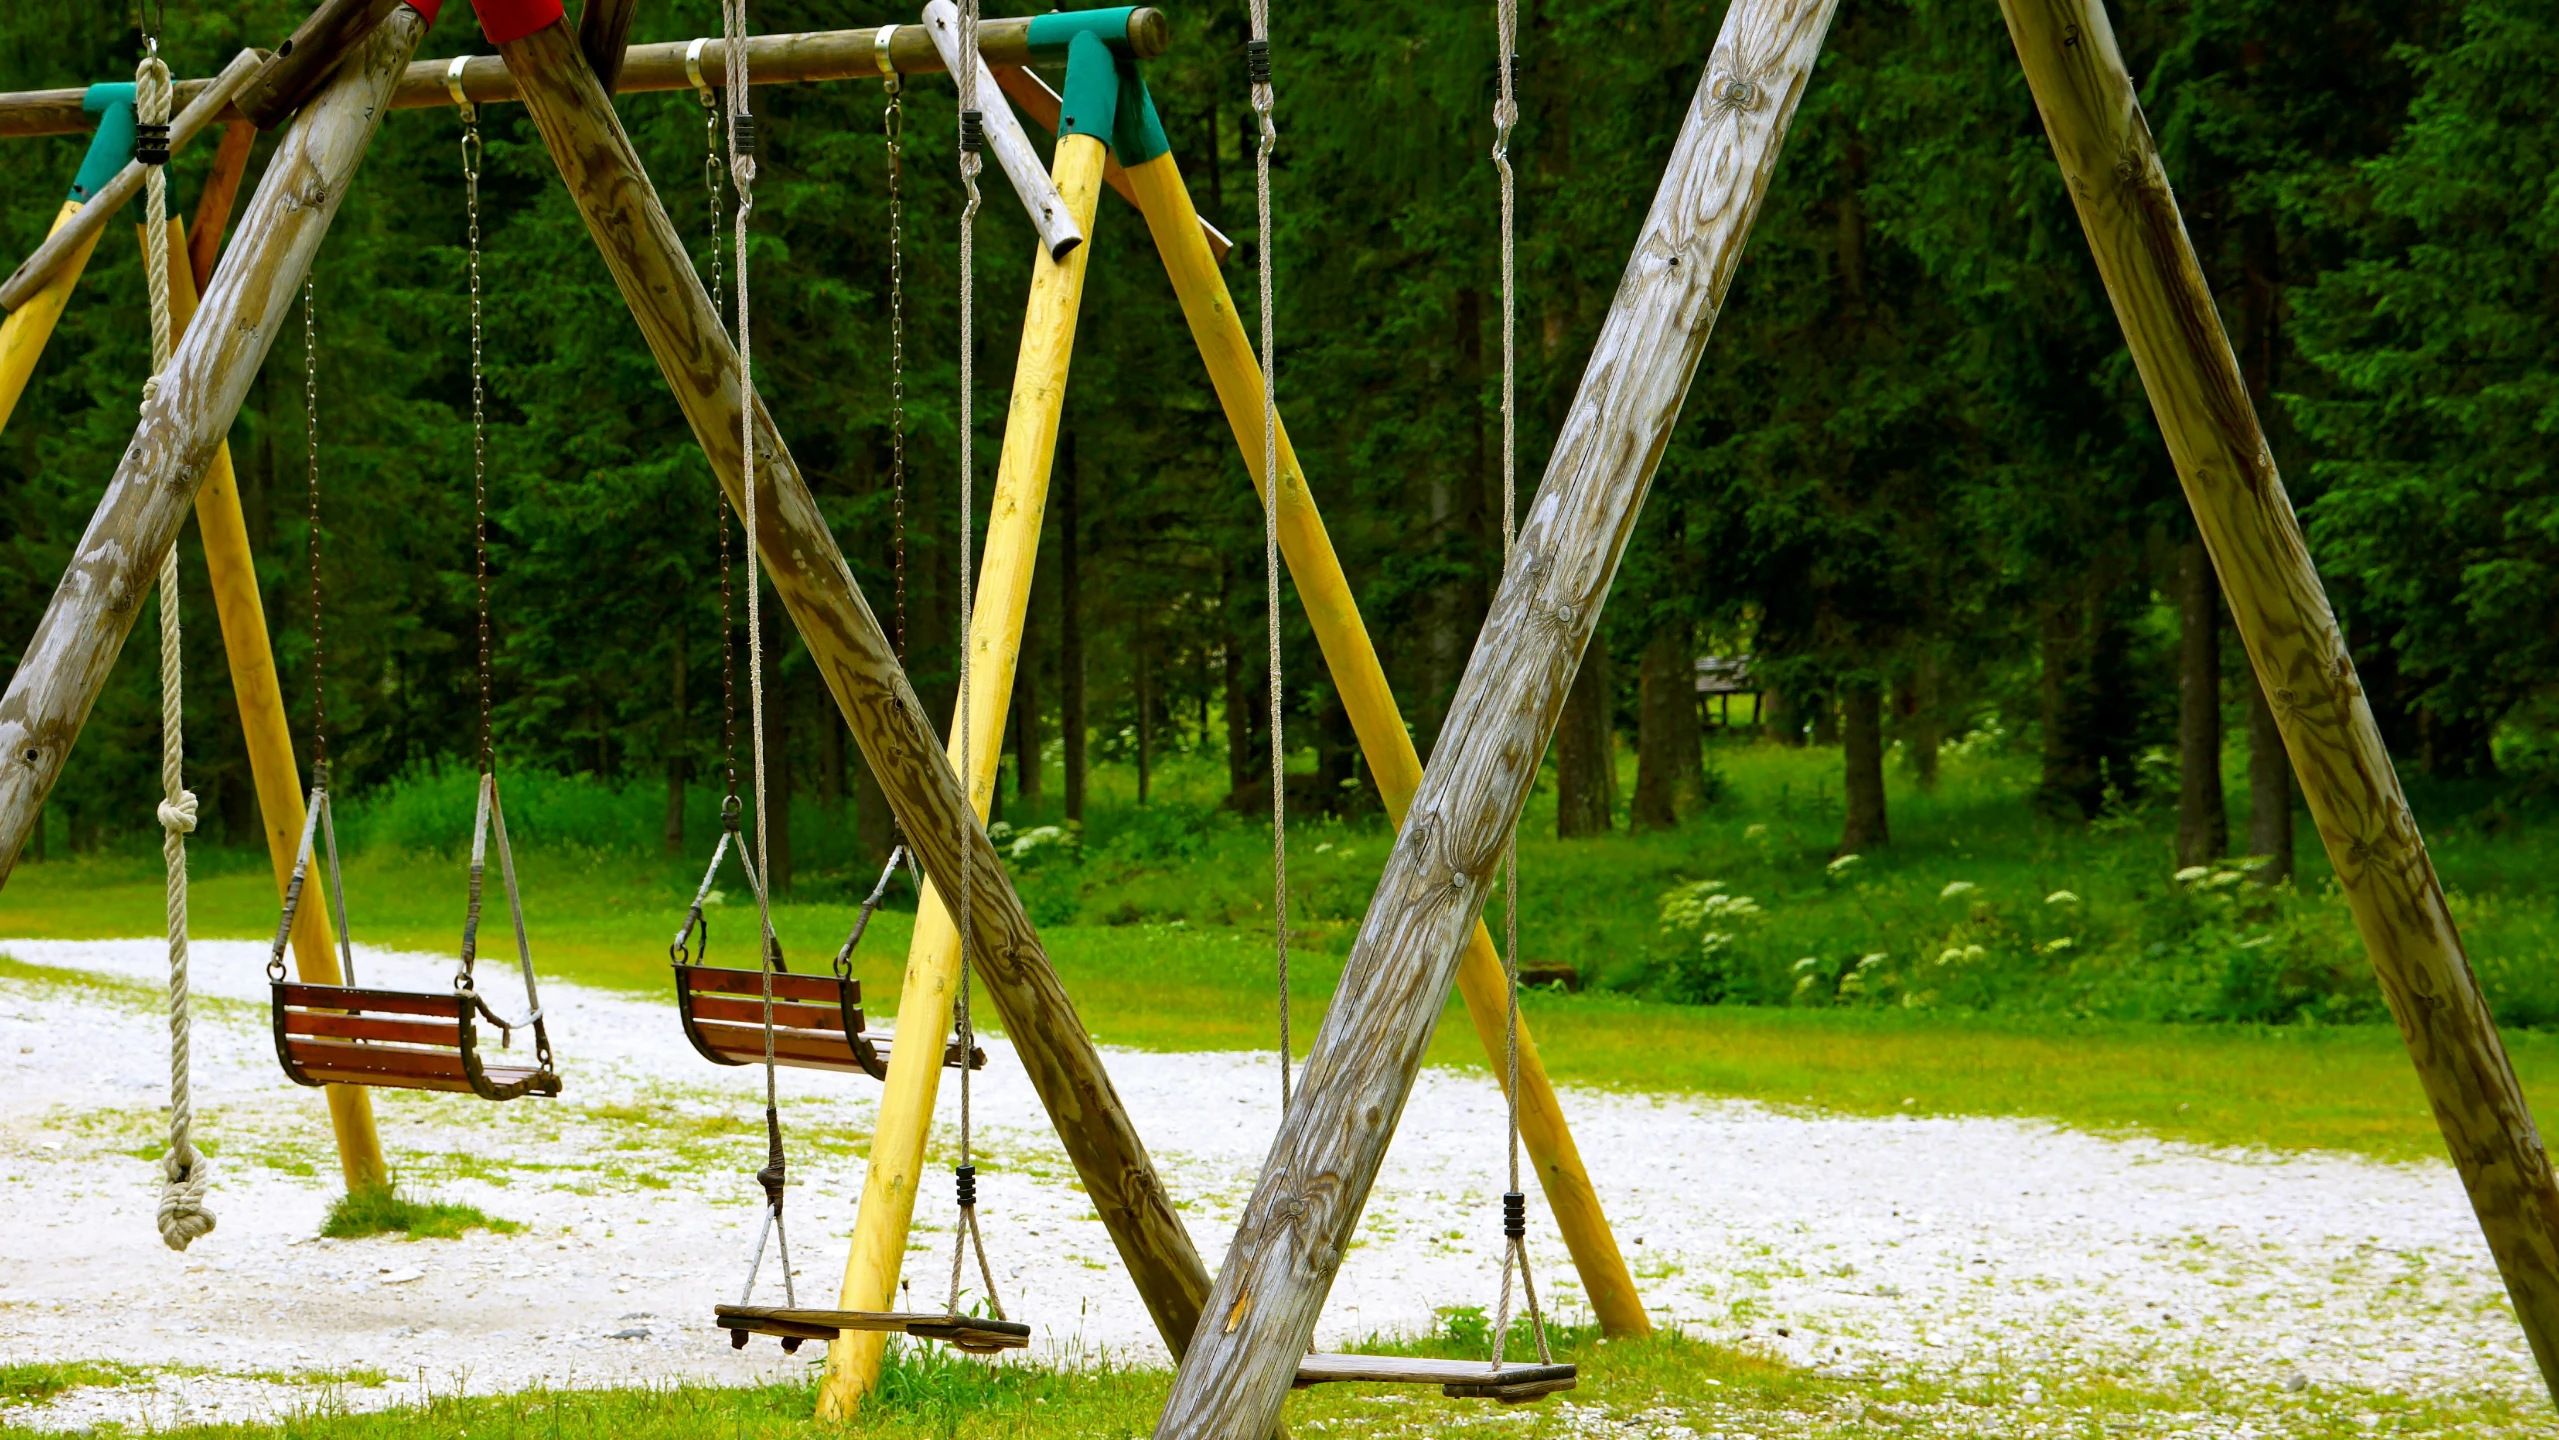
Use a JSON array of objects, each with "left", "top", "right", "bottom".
[
  {"left": 671, "top": 830, "right": 985, "bottom": 1080},
  {"left": 267, "top": 767, "right": 562, "bottom": 1103}
]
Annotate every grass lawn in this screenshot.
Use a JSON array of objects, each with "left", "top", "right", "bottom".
[
  {"left": 3, "top": 1327, "right": 2542, "bottom": 1439},
  {"left": 8, "top": 740, "right": 2559, "bottom": 1164}
]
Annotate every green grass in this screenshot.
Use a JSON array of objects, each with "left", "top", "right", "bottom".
[
  {"left": 320, "top": 1184, "right": 523, "bottom": 1240},
  {"left": 12, "top": 739, "right": 2559, "bottom": 1164},
  {"left": 2, "top": 1329, "right": 2546, "bottom": 1437},
  {"left": 0, "top": 1361, "right": 147, "bottom": 1409}
]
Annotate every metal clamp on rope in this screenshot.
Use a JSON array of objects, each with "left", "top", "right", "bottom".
[
  {"left": 957, "top": 109, "right": 984, "bottom": 154},
  {"left": 1503, "top": 1190, "right": 1527, "bottom": 1239},
  {"left": 1246, "top": 37, "right": 1272, "bottom": 85},
  {"left": 133, "top": 121, "right": 169, "bottom": 166},
  {"left": 731, "top": 111, "right": 758, "bottom": 157},
  {"left": 955, "top": 1163, "right": 978, "bottom": 1208}
]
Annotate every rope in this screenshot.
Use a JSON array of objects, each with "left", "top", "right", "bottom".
[
  {"left": 138, "top": 39, "right": 210, "bottom": 1253},
  {"left": 1249, "top": 0, "right": 1288, "bottom": 1115},
  {"left": 1486, "top": 5, "right": 1548, "bottom": 1368},
  {"left": 722, "top": 0, "right": 793, "bottom": 1310},
  {"left": 945, "top": 0, "right": 1000, "bottom": 1324}
]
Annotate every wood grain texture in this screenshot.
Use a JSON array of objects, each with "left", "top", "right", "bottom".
[
  {"left": 0, "top": 9, "right": 425, "bottom": 884},
  {"left": 1997, "top": 0, "right": 2559, "bottom": 1400},
  {"left": 576, "top": 0, "right": 643, "bottom": 93},
  {"left": 236, "top": 0, "right": 405, "bottom": 130},
  {"left": 161, "top": 216, "right": 388, "bottom": 1193},
  {"left": 1148, "top": 3, "right": 1839, "bottom": 1433},
  {"left": 0, "top": 48, "right": 264, "bottom": 313},
  {"left": 1122, "top": 149, "right": 1646, "bottom": 1338},
  {"left": 497, "top": 16, "right": 1212, "bottom": 1358},
  {"left": 817, "top": 130, "right": 1107, "bottom": 1418}
]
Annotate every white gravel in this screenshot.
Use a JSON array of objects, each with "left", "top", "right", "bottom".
[{"left": 0, "top": 935, "right": 2546, "bottom": 1433}]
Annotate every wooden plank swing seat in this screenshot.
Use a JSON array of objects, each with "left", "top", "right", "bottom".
[
  {"left": 714, "top": 1305, "right": 1031, "bottom": 1355},
  {"left": 671, "top": 837, "right": 982, "bottom": 1080},
  {"left": 1292, "top": 1354, "right": 1577, "bottom": 1404},
  {"left": 266, "top": 770, "right": 562, "bottom": 1103}
]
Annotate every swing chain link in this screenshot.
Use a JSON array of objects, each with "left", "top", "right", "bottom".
[
  {"left": 305, "top": 278, "right": 327, "bottom": 769},
  {"left": 462, "top": 89, "right": 493, "bottom": 778}
]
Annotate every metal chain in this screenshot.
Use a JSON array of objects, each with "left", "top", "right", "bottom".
[
  {"left": 887, "top": 78, "right": 907, "bottom": 665},
  {"left": 304, "top": 278, "right": 327, "bottom": 767},
  {"left": 461, "top": 92, "right": 492, "bottom": 776}
]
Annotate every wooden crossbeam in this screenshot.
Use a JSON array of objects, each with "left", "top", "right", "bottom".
[{"left": 1148, "top": 1, "right": 1841, "bottom": 1433}]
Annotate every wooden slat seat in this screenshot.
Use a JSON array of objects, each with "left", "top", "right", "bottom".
[
  {"left": 673, "top": 962, "right": 984, "bottom": 1080},
  {"left": 1293, "top": 1354, "right": 1578, "bottom": 1404},
  {"left": 715, "top": 1304, "right": 1030, "bottom": 1355},
  {"left": 272, "top": 981, "right": 561, "bottom": 1101}
]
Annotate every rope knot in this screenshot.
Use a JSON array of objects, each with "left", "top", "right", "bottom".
[
  {"left": 157, "top": 789, "right": 198, "bottom": 836},
  {"left": 158, "top": 1150, "right": 215, "bottom": 1251}
]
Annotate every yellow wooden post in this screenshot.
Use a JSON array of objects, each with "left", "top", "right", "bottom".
[
  {"left": 153, "top": 217, "right": 388, "bottom": 1194},
  {"left": 1122, "top": 151, "right": 1650, "bottom": 1337},
  {"left": 0, "top": 202, "right": 101, "bottom": 436},
  {"left": 817, "top": 131, "right": 1108, "bottom": 1417}
]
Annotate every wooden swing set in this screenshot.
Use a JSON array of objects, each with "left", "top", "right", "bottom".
[{"left": 0, "top": 0, "right": 2554, "bottom": 1431}]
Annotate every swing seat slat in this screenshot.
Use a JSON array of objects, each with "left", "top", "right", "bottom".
[
  {"left": 273, "top": 981, "right": 562, "bottom": 1101},
  {"left": 674, "top": 962, "right": 985, "bottom": 1080},
  {"left": 714, "top": 1304, "right": 1031, "bottom": 1355},
  {"left": 1293, "top": 1354, "right": 1577, "bottom": 1403}
]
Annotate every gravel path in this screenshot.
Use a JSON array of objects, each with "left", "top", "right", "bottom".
[{"left": 0, "top": 936, "right": 2544, "bottom": 1432}]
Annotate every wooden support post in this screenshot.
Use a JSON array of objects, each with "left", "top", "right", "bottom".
[
  {"left": 0, "top": 5, "right": 426, "bottom": 880},
  {"left": 150, "top": 217, "right": 387, "bottom": 1193},
  {"left": 496, "top": 13, "right": 1213, "bottom": 1360},
  {"left": 1120, "top": 150, "right": 1649, "bottom": 1339},
  {"left": 236, "top": 0, "right": 406, "bottom": 130},
  {"left": 1998, "top": 0, "right": 2559, "bottom": 1401},
  {"left": 817, "top": 127, "right": 1108, "bottom": 1419},
  {"left": 1, "top": 48, "right": 264, "bottom": 313},
  {"left": 576, "top": 0, "right": 643, "bottom": 92},
  {"left": 1150, "top": 3, "right": 1838, "bottom": 1432},
  {"left": 187, "top": 122, "right": 259, "bottom": 293},
  {"left": 0, "top": 203, "right": 102, "bottom": 437}
]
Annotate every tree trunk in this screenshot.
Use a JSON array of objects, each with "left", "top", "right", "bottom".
[
  {"left": 820, "top": 706, "right": 845, "bottom": 814},
  {"left": 1839, "top": 679, "right": 1888, "bottom": 854},
  {"left": 666, "top": 624, "right": 689, "bottom": 856},
  {"left": 854, "top": 748, "right": 891, "bottom": 867},
  {"left": 1224, "top": 566, "right": 1262, "bottom": 807},
  {"left": 1555, "top": 636, "right": 1614, "bottom": 837},
  {"left": 1809, "top": 691, "right": 1839, "bottom": 746},
  {"left": 1632, "top": 626, "right": 1700, "bottom": 831},
  {"left": 2175, "top": 533, "right": 2228, "bottom": 867},
  {"left": 1136, "top": 640, "right": 1154, "bottom": 806},
  {"left": 1060, "top": 429, "right": 1087, "bottom": 823},
  {"left": 1762, "top": 683, "right": 1800, "bottom": 745},
  {"left": 1897, "top": 659, "right": 1941, "bottom": 791},
  {"left": 2246, "top": 668, "right": 2294, "bottom": 885}
]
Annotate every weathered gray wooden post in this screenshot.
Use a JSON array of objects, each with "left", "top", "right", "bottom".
[
  {"left": 1998, "top": 0, "right": 2559, "bottom": 1403},
  {"left": 1148, "top": 0, "right": 1841, "bottom": 1432},
  {"left": 0, "top": 4, "right": 429, "bottom": 879}
]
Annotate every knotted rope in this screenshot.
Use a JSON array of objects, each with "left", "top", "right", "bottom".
[
  {"left": 138, "top": 41, "right": 212, "bottom": 1253},
  {"left": 1488, "top": 0, "right": 1548, "bottom": 1368},
  {"left": 945, "top": 0, "right": 1002, "bottom": 1325}
]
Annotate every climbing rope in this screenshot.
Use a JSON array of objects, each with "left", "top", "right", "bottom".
[
  {"left": 137, "top": 32, "right": 211, "bottom": 1253},
  {"left": 1487, "top": 2, "right": 1550, "bottom": 1369},
  {"left": 1249, "top": 0, "right": 1289, "bottom": 1115},
  {"left": 943, "top": 0, "right": 1003, "bottom": 1325}
]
